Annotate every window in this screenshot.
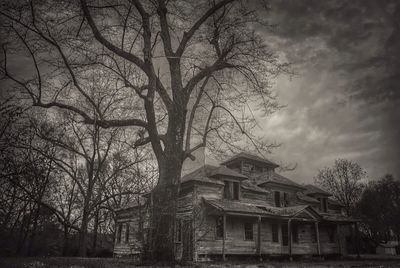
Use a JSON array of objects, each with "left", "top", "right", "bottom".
[
  {"left": 176, "top": 220, "right": 182, "bottom": 242},
  {"left": 223, "top": 181, "right": 240, "bottom": 200},
  {"left": 272, "top": 223, "right": 279, "bottom": 243},
  {"left": 322, "top": 198, "right": 328, "bottom": 212},
  {"left": 117, "top": 223, "right": 122, "bottom": 243},
  {"left": 317, "top": 197, "right": 328, "bottom": 212},
  {"left": 327, "top": 226, "right": 336, "bottom": 243},
  {"left": 216, "top": 217, "right": 224, "bottom": 239},
  {"left": 274, "top": 191, "right": 281, "bottom": 207},
  {"left": 283, "top": 192, "right": 289, "bottom": 207},
  {"left": 125, "top": 223, "right": 130, "bottom": 243},
  {"left": 282, "top": 224, "right": 288, "bottom": 246},
  {"left": 244, "top": 223, "right": 254, "bottom": 240},
  {"left": 292, "top": 223, "right": 299, "bottom": 243},
  {"left": 233, "top": 182, "right": 240, "bottom": 200},
  {"left": 311, "top": 224, "right": 317, "bottom": 243}
]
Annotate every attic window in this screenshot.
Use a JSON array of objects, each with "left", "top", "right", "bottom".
[
  {"left": 318, "top": 197, "right": 328, "bottom": 212},
  {"left": 223, "top": 181, "right": 240, "bottom": 200},
  {"left": 274, "top": 191, "right": 281, "bottom": 207}
]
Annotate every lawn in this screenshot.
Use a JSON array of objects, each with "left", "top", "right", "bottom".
[{"left": 0, "top": 256, "right": 399, "bottom": 268}]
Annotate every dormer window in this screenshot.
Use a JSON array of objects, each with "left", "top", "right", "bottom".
[
  {"left": 274, "top": 191, "right": 289, "bottom": 207},
  {"left": 317, "top": 197, "right": 328, "bottom": 212},
  {"left": 274, "top": 191, "right": 281, "bottom": 207},
  {"left": 224, "top": 181, "right": 240, "bottom": 200}
]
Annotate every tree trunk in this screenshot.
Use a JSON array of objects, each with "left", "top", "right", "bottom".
[
  {"left": 92, "top": 209, "right": 99, "bottom": 255},
  {"left": 149, "top": 146, "right": 183, "bottom": 261},
  {"left": 78, "top": 202, "right": 90, "bottom": 257},
  {"left": 62, "top": 225, "right": 69, "bottom": 256}
]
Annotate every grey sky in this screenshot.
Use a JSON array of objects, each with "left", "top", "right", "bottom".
[{"left": 254, "top": 0, "right": 400, "bottom": 183}]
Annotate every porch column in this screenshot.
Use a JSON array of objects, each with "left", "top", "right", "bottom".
[
  {"left": 222, "top": 213, "right": 226, "bottom": 261},
  {"left": 315, "top": 221, "right": 321, "bottom": 255},
  {"left": 288, "top": 219, "right": 292, "bottom": 256},
  {"left": 257, "top": 216, "right": 261, "bottom": 257}
]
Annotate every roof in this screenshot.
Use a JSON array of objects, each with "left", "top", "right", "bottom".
[
  {"left": 321, "top": 213, "right": 358, "bottom": 223},
  {"left": 221, "top": 152, "right": 279, "bottom": 168},
  {"left": 241, "top": 180, "right": 270, "bottom": 193},
  {"left": 256, "top": 172, "right": 306, "bottom": 190},
  {"left": 181, "top": 164, "right": 247, "bottom": 186},
  {"left": 204, "top": 198, "right": 316, "bottom": 218},
  {"left": 328, "top": 198, "right": 345, "bottom": 207},
  {"left": 296, "top": 192, "right": 320, "bottom": 204},
  {"left": 304, "top": 184, "right": 332, "bottom": 196},
  {"left": 181, "top": 165, "right": 224, "bottom": 185},
  {"left": 209, "top": 165, "right": 248, "bottom": 180}
]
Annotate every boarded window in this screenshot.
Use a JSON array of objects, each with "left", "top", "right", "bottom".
[
  {"left": 216, "top": 217, "right": 224, "bottom": 239},
  {"left": 125, "top": 223, "right": 130, "bottom": 243},
  {"left": 244, "top": 222, "right": 254, "bottom": 240},
  {"left": 117, "top": 223, "right": 122, "bottom": 243},
  {"left": 282, "top": 224, "right": 288, "bottom": 246},
  {"left": 292, "top": 223, "right": 299, "bottom": 243},
  {"left": 274, "top": 191, "right": 281, "bottom": 207},
  {"left": 272, "top": 223, "right": 279, "bottom": 243}
]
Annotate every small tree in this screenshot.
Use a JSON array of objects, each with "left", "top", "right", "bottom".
[
  {"left": 356, "top": 174, "right": 400, "bottom": 244},
  {"left": 314, "top": 159, "right": 366, "bottom": 216}
]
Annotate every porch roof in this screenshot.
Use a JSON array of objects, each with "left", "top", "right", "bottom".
[
  {"left": 321, "top": 213, "right": 358, "bottom": 223},
  {"left": 203, "top": 198, "right": 318, "bottom": 219}
]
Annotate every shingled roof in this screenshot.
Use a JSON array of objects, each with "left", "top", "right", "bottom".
[
  {"left": 241, "top": 180, "right": 270, "bottom": 193},
  {"left": 321, "top": 213, "right": 358, "bottom": 223},
  {"left": 221, "top": 152, "right": 279, "bottom": 168},
  {"left": 296, "top": 192, "right": 320, "bottom": 204},
  {"left": 256, "top": 172, "right": 306, "bottom": 190},
  {"left": 304, "top": 184, "right": 332, "bottom": 196},
  {"left": 181, "top": 164, "right": 247, "bottom": 185},
  {"left": 204, "top": 198, "right": 318, "bottom": 219}
]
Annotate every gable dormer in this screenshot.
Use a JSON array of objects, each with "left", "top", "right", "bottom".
[
  {"left": 209, "top": 165, "right": 247, "bottom": 200},
  {"left": 221, "top": 152, "right": 279, "bottom": 177},
  {"left": 303, "top": 184, "right": 332, "bottom": 213}
]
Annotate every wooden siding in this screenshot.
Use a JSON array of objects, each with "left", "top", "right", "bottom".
[{"left": 196, "top": 215, "right": 343, "bottom": 256}]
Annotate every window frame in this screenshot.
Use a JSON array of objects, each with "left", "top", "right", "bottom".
[
  {"left": 175, "top": 219, "right": 182, "bottom": 243},
  {"left": 281, "top": 224, "right": 289, "bottom": 246},
  {"left": 271, "top": 223, "right": 279, "bottom": 243},
  {"left": 292, "top": 223, "right": 299, "bottom": 244},
  {"left": 244, "top": 222, "right": 254, "bottom": 241},
  {"left": 117, "top": 223, "right": 122, "bottom": 244},
  {"left": 215, "top": 216, "right": 224, "bottom": 240},
  {"left": 125, "top": 223, "right": 130, "bottom": 244},
  {"left": 274, "top": 191, "right": 281, "bottom": 207}
]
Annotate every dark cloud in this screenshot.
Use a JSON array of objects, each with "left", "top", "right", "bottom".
[{"left": 254, "top": 0, "right": 400, "bottom": 181}]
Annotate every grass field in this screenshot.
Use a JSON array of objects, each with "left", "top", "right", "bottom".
[{"left": 0, "top": 256, "right": 399, "bottom": 268}]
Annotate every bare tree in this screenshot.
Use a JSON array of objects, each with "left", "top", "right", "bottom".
[
  {"left": 0, "top": 0, "right": 289, "bottom": 260},
  {"left": 314, "top": 159, "right": 366, "bottom": 216}
]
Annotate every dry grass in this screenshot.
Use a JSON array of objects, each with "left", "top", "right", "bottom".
[{"left": 0, "top": 257, "right": 399, "bottom": 268}]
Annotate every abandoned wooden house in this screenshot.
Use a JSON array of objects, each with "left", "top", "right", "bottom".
[{"left": 113, "top": 152, "right": 357, "bottom": 261}]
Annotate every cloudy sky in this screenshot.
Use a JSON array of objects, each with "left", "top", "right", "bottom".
[{"left": 251, "top": 0, "right": 400, "bottom": 183}]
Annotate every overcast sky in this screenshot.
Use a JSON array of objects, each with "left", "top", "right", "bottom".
[{"left": 249, "top": 0, "right": 400, "bottom": 183}]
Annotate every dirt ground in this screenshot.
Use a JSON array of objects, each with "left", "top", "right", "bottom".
[{"left": 0, "top": 256, "right": 399, "bottom": 268}]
